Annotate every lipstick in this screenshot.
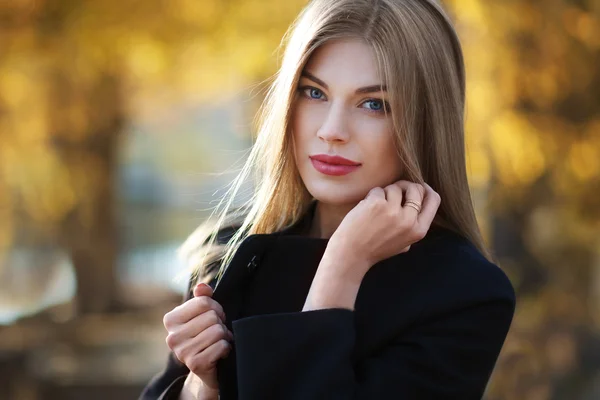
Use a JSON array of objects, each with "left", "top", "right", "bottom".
[{"left": 309, "top": 154, "right": 361, "bottom": 176}]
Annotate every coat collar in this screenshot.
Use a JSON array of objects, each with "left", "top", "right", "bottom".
[
  {"left": 212, "top": 200, "right": 449, "bottom": 320},
  {"left": 211, "top": 201, "right": 325, "bottom": 320}
]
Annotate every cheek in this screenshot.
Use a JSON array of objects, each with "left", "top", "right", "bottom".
[
  {"left": 292, "top": 103, "right": 320, "bottom": 153},
  {"left": 360, "top": 123, "right": 402, "bottom": 180},
  {"left": 291, "top": 106, "right": 310, "bottom": 164},
  {"left": 293, "top": 103, "right": 320, "bottom": 137}
]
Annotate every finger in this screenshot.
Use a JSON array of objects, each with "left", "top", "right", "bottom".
[
  {"left": 194, "top": 282, "right": 214, "bottom": 298},
  {"left": 417, "top": 183, "right": 441, "bottom": 228},
  {"left": 402, "top": 183, "right": 424, "bottom": 206},
  {"left": 365, "top": 187, "right": 386, "bottom": 201},
  {"left": 191, "top": 296, "right": 226, "bottom": 323},
  {"left": 166, "top": 311, "right": 232, "bottom": 353},
  {"left": 187, "top": 339, "right": 232, "bottom": 375},
  {"left": 167, "top": 296, "right": 226, "bottom": 325},
  {"left": 203, "top": 339, "right": 232, "bottom": 364},
  {"left": 179, "top": 323, "right": 231, "bottom": 360},
  {"left": 383, "top": 183, "right": 403, "bottom": 208},
  {"left": 402, "top": 183, "right": 424, "bottom": 218},
  {"left": 178, "top": 309, "right": 228, "bottom": 341},
  {"left": 395, "top": 180, "right": 424, "bottom": 195}
]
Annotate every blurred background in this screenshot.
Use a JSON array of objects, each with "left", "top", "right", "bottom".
[{"left": 0, "top": 0, "right": 598, "bottom": 399}]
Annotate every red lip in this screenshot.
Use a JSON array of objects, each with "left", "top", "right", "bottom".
[
  {"left": 309, "top": 154, "right": 362, "bottom": 176},
  {"left": 309, "top": 154, "right": 361, "bottom": 166}
]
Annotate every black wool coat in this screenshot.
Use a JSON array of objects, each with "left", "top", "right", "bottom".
[{"left": 140, "top": 205, "right": 516, "bottom": 400}]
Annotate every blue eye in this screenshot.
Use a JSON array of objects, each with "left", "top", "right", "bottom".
[
  {"left": 299, "top": 86, "right": 326, "bottom": 100},
  {"left": 366, "top": 100, "right": 382, "bottom": 110},
  {"left": 363, "top": 99, "right": 390, "bottom": 113},
  {"left": 307, "top": 87, "right": 324, "bottom": 99}
]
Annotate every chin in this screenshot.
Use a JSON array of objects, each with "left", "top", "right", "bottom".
[{"left": 303, "top": 179, "right": 369, "bottom": 206}]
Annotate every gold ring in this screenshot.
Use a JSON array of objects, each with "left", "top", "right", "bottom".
[
  {"left": 405, "top": 203, "right": 421, "bottom": 213},
  {"left": 404, "top": 200, "right": 422, "bottom": 208}
]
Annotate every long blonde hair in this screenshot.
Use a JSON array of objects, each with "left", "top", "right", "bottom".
[{"left": 180, "top": 0, "right": 492, "bottom": 285}]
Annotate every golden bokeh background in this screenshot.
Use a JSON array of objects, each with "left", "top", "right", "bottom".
[{"left": 0, "top": 0, "right": 599, "bottom": 399}]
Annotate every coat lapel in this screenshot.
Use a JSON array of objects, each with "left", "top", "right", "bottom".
[{"left": 212, "top": 200, "right": 321, "bottom": 320}]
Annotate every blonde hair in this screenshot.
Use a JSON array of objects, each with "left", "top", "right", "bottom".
[{"left": 180, "top": 0, "right": 493, "bottom": 286}]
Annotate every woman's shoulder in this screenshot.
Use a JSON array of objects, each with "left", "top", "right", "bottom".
[
  {"left": 420, "top": 227, "right": 515, "bottom": 305},
  {"left": 365, "top": 227, "right": 516, "bottom": 312},
  {"left": 354, "top": 228, "right": 516, "bottom": 340}
]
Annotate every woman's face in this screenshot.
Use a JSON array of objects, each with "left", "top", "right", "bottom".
[{"left": 292, "top": 38, "right": 403, "bottom": 206}]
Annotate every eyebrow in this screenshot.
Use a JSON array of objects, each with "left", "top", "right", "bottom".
[{"left": 301, "top": 71, "right": 387, "bottom": 94}]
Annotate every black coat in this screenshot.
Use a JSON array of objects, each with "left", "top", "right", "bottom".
[{"left": 140, "top": 205, "right": 516, "bottom": 400}]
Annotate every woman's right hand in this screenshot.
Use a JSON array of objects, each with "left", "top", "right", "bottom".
[{"left": 163, "top": 282, "right": 234, "bottom": 392}]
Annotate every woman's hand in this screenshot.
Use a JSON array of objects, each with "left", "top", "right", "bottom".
[
  {"left": 303, "top": 180, "right": 440, "bottom": 311},
  {"left": 163, "top": 282, "right": 233, "bottom": 396},
  {"left": 330, "top": 180, "right": 441, "bottom": 269}
]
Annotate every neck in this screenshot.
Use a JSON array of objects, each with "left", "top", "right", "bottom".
[{"left": 308, "top": 201, "right": 357, "bottom": 239}]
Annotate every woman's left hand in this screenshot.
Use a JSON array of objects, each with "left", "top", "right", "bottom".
[{"left": 328, "top": 180, "right": 441, "bottom": 277}]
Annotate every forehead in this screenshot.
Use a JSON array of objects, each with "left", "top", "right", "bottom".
[{"left": 302, "top": 38, "right": 382, "bottom": 87}]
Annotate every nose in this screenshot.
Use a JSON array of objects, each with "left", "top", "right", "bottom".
[{"left": 317, "top": 103, "right": 350, "bottom": 143}]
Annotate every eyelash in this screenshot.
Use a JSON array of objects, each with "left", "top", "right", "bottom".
[{"left": 297, "top": 85, "right": 390, "bottom": 114}]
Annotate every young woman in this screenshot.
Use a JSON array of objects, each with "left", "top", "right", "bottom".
[{"left": 140, "top": 0, "right": 516, "bottom": 399}]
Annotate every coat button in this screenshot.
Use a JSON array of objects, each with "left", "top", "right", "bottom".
[{"left": 247, "top": 255, "right": 259, "bottom": 272}]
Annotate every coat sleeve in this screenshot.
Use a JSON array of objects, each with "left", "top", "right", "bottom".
[{"left": 232, "top": 295, "right": 515, "bottom": 400}]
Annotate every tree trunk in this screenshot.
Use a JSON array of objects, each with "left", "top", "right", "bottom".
[{"left": 51, "top": 70, "right": 125, "bottom": 314}]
